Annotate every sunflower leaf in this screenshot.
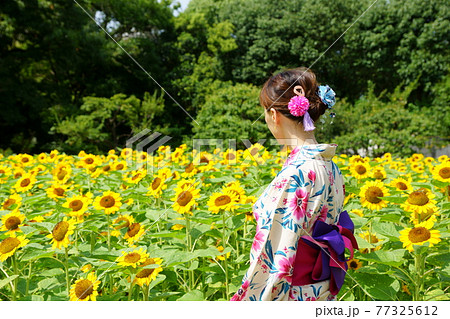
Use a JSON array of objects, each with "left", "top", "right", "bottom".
[{"left": 0, "top": 275, "right": 18, "bottom": 290}]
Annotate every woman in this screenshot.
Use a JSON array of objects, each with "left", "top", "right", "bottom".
[{"left": 231, "top": 67, "right": 357, "bottom": 301}]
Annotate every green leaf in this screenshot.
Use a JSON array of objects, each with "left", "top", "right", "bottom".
[
  {"left": 372, "top": 222, "right": 401, "bottom": 241},
  {"left": 352, "top": 272, "right": 400, "bottom": 300},
  {"left": 176, "top": 290, "right": 204, "bottom": 301},
  {"left": 380, "top": 195, "right": 407, "bottom": 204},
  {"left": 0, "top": 275, "right": 18, "bottom": 289},
  {"left": 357, "top": 249, "right": 406, "bottom": 267}
]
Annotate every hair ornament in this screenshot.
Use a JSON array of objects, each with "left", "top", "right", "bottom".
[{"left": 287, "top": 85, "right": 316, "bottom": 131}]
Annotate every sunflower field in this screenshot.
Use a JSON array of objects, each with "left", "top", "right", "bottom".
[{"left": 0, "top": 144, "right": 449, "bottom": 301}]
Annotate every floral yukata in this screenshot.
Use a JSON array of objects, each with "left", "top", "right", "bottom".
[{"left": 232, "top": 143, "right": 349, "bottom": 301}]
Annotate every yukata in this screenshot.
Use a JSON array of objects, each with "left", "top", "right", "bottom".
[{"left": 231, "top": 143, "right": 355, "bottom": 301}]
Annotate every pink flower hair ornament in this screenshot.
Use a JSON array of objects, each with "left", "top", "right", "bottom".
[{"left": 287, "top": 85, "right": 316, "bottom": 131}]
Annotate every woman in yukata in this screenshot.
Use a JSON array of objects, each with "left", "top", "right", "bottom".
[{"left": 231, "top": 67, "right": 358, "bottom": 301}]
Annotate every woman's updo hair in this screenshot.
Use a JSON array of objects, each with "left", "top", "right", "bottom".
[{"left": 259, "top": 67, "right": 328, "bottom": 124}]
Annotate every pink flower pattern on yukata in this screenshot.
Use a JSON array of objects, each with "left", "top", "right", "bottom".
[
  {"left": 231, "top": 144, "right": 346, "bottom": 301},
  {"left": 288, "top": 188, "right": 309, "bottom": 220}
]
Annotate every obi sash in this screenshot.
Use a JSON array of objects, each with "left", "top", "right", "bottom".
[{"left": 291, "top": 210, "right": 358, "bottom": 295}]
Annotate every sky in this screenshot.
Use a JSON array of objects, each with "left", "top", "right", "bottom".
[{"left": 173, "top": 0, "right": 191, "bottom": 16}]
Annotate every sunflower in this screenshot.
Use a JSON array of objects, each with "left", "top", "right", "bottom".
[
  {"left": 409, "top": 207, "right": 439, "bottom": 226},
  {"left": 78, "top": 154, "right": 100, "bottom": 169},
  {"left": 46, "top": 217, "right": 76, "bottom": 250},
  {"left": 358, "top": 231, "right": 383, "bottom": 254},
  {"left": 370, "top": 167, "right": 387, "bottom": 180},
  {"left": 13, "top": 173, "right": 37, "bottom": 193},
  {"left": 17, "top": 154, "right": 34, "bottom": 166},
  {"left": 52, "top": 163, "right": 72, "bottom": 184},
  {"left": 117, "top": 248, "right": 149, "bottom": 268},
  {"left": 0, "top": 165, "right": 12, "bottom": 183},
  {"left": 401, "top": 188, "right": 437, "bottom": 215},
  {"left": 124, "top": 222, "right": 145, "bottom": 244},
  {"left": 93, "top": 191, "right": 122, "bottom": 215},
  {"left": 46, "top": 183, "right": 71, "bottom": 200},
  {"left": 134, "top": 257, "right": 164, "bottom": 287},
  {"left": 215, "top": 245, "right": 231, "bottom": 261},
  {"left": 349, "top": 162, "right": 371, "bottom": 179},
  {"left": 171, "top": 147, "right": 185, "bottom": 164},
  {"left": 81, "top": 264, "right": 93, "bottom": 273},
  {"left": 388, "top": 176, "right": 413, "bottom": 192},
  {"left": 171, "top": 223, "right": 185, "bottom": 230},
  {"left": 207, "top": 189, "right": 240, "bottom": 214},
  {"left": 181, "top": 162, "right": 198, "bottom": 178},
  {"left": 410, "top": 162, "right": 425, "bottom": 174},
  {"left": 347, "top": 258, "right": 363, "bottom": 271},
  {"left": 112, "top": 161, "right": 127, "bottom": 171},
  {"left": 123, "top": 169, "right": 147, "bottom": 184},
  {"left": 2, "top": 193, "right": 22, "bottom": 210},
  {"left": 111, "top": 214, "right": 135, "bottom": 237},
  {"left": 120, "top": 148, "right": 134, "bottom": 160},
  {"left": 0, "top": 210, "right": 26, "bottom": 235},
  {"left": 432, "top": 162, "right": 450, "bottom": 183},
  {"left": 62, "top": 195, "right": 91, "bottom": 218},
  {"left": 348, "top": 155, "right": 370, "bottom": 165},
  {"left": 147, "top": 175, "right": 168, "bottom": 198},
  {"left": 69, "top": 272, "right": 101, "bottom": 301},
  {"left": 0, "top": 235, "right": 29, "bottom": 262},
  {"left": 399, "top": 220, "right": 441, "bottom": 252},
  {"left": 349, "top": 209, "right": 364, "bottom": 217},
  {"left": 171, "top": 184, "right": 201, "bottom": 215},
  {"left": 223, "top": 181, "right": 247, "bottom": 204},
  {"left": 359, "top": 180, "right": 390, "bottom": 211}
]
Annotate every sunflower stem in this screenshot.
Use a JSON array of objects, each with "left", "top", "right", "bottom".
[
  {"left": 25, "top": 261, "right": 32, "bottom": 297},
  {"left": 64, "top": 247, "right": 70, "bottom": 296},
  {"left": 184, "top": 212, "right": 194, "bottom": 291},
  {"left": 414, "top": 252, "right": 425, "bottom": 301},
  {"left": 11, "top": 253, "right": 18, "bottom": 301},
  {"left": 106, "top": 214, "right": 111, "bottom": 252},
  {"left": 222, "top": 210, "right": 229, "bottom": 298},
  {"left": 142, "top": 285, "right": 149, "bottom": 301},
  {"left": 128, "top": 281, "right": 134, "bottom": 301}
]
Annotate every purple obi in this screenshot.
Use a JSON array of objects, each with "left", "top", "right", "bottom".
[{"left": 291, "top": 210, "right": 358, "bottom": 295}]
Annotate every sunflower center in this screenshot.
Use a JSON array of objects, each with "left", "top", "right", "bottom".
[
  {"left": 226, "top": 153, "right": 235, "bottom": 160},
  {"left": 54, "top": 188, "right": 65, "bottom": 196},
  {"left": 102, "top": 165, "right": 111, "bottom": 172},
  {"left": 115, "top": 164, "right": 124, "bottom": 170},
  {"left": 177, "top": 191, "right": 193, "bottom": 207},
  {"left": 22, "top": 157, "right": 29, "bottom": 163},
  {"left": 14, "top": 172, "right": 22, "bottom": 178},
  {"left": 355, "top": 165, "right": 367, "bottom": 175},
  {"left": 3, "top": 199, "right": 16, "bottom": 210},
  {"left": 131, "top": 173, "right": 141, "bottom": 181},
  {"left": 20, "top": 178, "right": 31, "bottom": 187},
  {"left": 396, "top": 182, "right": 408, "bottom": 190},
  {"left": 365, "top": 186, "right": 383, "bottom": 204},
  {"left": 100, "top": 196, "right": 115, "bottom": 208},
  {"left": 354, "top": 158, "right": 364, "bottom": 163},
  {"left": 152, "top": 177, "right": 161, "bottom": 190},
  {"left": 85, "top": 158, "right": 94, "bottom": 165},
  {"left": 5, "top": 216, "right": 21, "bottom": 230},
  {"left": 373, "top": 170, "right": 384, "bottom": 179},
  {"left": 0, "top": 237, "right": 20, "bottom": 254},
  {"left": 0, "top": 169, "right": 5, "bottom": 174},
  {"left": 408, "top": 191, "right": 429, "bottom": 206},
  {"left": 439, "top": 167, "right": 450, "bottom": 179},
  {"left": 200, "top": 155, "right": 209, "bottom": 164},
  {"left": 350, "top": 261, "right": 358, "bottom": 269},
  {"left": 408, "top": 227, "right": 431, "bottom": 243},
  {"left": 127, "top": 223, "right": 141, "bottom": 237},
  {"left": 56, "top": 170, "right": 66, "bottom": 181},
  {"left": 185, "top": 163, "right": 194, "bottom": 173},
  {"left": 215, "top": 195, "right": 231, "bottom": 206},
  {"left": 250, "top": 148, "right": 258, "bottom": 156},
  {"left": 124, "top": 252, "right": 141, "bottom": 263},
  {"left": 75, "top": 279, "right": 94, "bottom": 299},
  {"left": 136, "top": 268, "right": 154, "bottom": 279},
  {"left": 69, "top": 200, "right": 83, "bottom": 211},
  {"left": 52, "top": 221, "right": 69, "bottom": 241}
]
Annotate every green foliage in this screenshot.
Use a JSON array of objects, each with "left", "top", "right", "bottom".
[
  {"left": 190, "top": 82, "right": 270, "bottom": 149},
  {"left": 315, "top": 79, "right": 446, "bottom": 157},
  {"left": 54, "top": 91, "right": 165, "bottom": 153}
]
